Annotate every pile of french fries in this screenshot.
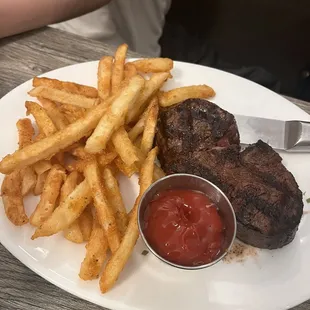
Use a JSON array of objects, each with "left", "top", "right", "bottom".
[{"left": 0, "top": 43, "right": 215, "bottom": 293}]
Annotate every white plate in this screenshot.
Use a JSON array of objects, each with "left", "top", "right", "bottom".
[{"left": 0, "top": 61, "right": 310, "bottom": 310}]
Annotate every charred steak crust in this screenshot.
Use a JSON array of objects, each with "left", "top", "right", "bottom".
[{"left": 156, "top": 99, "right": 303, "bottom": 249}]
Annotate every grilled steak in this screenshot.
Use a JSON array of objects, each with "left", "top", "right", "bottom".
[{"left": 156, "top": 98, "right": 303, "bottom": 249}]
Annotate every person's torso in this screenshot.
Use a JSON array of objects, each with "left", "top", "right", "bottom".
[{"left": 51, "top": 0, "right": 171, "bottom": 57}]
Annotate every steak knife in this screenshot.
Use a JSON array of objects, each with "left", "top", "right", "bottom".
[{"left": 234, "top": 115, "right": 310, "bottom": 152}]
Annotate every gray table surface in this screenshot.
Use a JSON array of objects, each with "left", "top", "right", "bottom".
[{"left": 0, "top": 27, "right": 309, "bottom": 310}]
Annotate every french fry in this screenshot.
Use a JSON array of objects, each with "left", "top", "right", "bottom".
[
  {"left": 124, "top": 62, "right": 137, "bottom": 80},
  {"left": 134, "top": 135, "right": 142, "bottom": 149},
  {"left": 99, "top": 147, "right": 158, "bottom": 293},
  {"left": 98, "top": 56, "right": 113, "bottom": 100},
  {"left": 20, "top": 166, "right": 37, "bottom": 196},
  {"left": 25, "top": 101, "right": 58, "bottom": 136},
  {"left": 114, "top": 157, "right": 137, "bottom": 178},
  {"left": 38, "top": 98, "right": 69, "bottom": 130},
  {"left": 30, "top": 165, "right": 65, "bottom": 227},
  {"left": 59, "top": 104, "right": 86, "bottom": 123},
  {"left": 84, "top": 161, "right": 121, "bottom": 253},
  {"left": 126, "top": 73, "right": 168, "bottom": 123},
  {"left": 60, "top": 171, "right": 84, "bottom": 243},
  {"left": 111, "top": 127, "right": 139, "bottom": 167},
  {"left": 33, "top": 170, "right": 49, "bottom": 196},
  {"left": 31, "top": 179, "right": 92, "bottom": 239},
  {"left": 97, "top": 150, "right": 118, "bottom": 167},
  {"left": 111, "top": 44, "right": 128, "bottom": 95},
  {"left": 132, "top": 58, "right": 173, "bottom": 73},
  {"left": 16, "top": 118, "right": 34, "bottom": 149},
  {"left": 128, "top": 114, "right": 146, "bottom": 142},
  {"left": 0, "top": 98, "right": 112, "bottom": 174},
  {"left": 33, "top": 77, "right": 98, "bottom": 98},
  {"left": 79, "top": 206, "right": 93, "bottom": 242},
  {"left": 102, "top": 167, "right": 128, "bottom": 236},
  {"left": 140, "top": 99, "right": 159, "bottom": 155},
  {"left": 85, "top": 75, "right": 145, "bottom": 153},
  {"left": 79, "top": 214, "right": 108, "bottom": 280},
  {"left": 28, "top": 87, "right": 99, "bottom": 109},
  {"left": 158, "top": 85, "right": 216, "bottom": 107},
  {"left": 33, "top": 160, "right": 52, "bottom": 175},
  {"left": 1, "top": 170, "right": 28, "bottom": 225}
]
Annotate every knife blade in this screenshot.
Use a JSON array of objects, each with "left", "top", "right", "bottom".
[{"left": 234, "top": 114, "right": 310, "bottom": 152}]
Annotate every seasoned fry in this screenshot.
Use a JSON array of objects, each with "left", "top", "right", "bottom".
[
  {"left": 31, "top": 179, "right": 92, "bottom": 239},
  {"left": 33, "top": 170, "right": 49, "bottom": 196},
  {"left": 84, "top": 161, "right": 121, "bottom": 253},
  {"left": 38, "top": 98, "right": 69, "bottom": 130},
  {"left": 0, "top": 99, "right": 112, "bottom": 174},
  {"left": 114, "top": 157, "right": 137, "bottom": 178},
  {"left": 102, "top": 167, "right": 128, "bottom": 235},
  {"left": 85, "top": 75, "right": 145, "bottom": 153},
  {"left": 21, "top": 166, "right": 37, "bottom": 196},
  {"left": 126, "top": 73, "right": 168, "bottom": 123},
  {"left": 124, "top": 62, "right": 137, "bottom": 80},
  {"left": 60, "top": 171, "right": 84, "bottom": 243},
  {"left": 128, "top": 114, "right": 147, "bottom": 142},
  {"left": 158, "top": 85, "right": 216, "bottom": 107},
  {"left": 140, "top": 99, "right": 159, "bottom": 154},
  {"left": 112, "top": 127, "right": 139, "bottom": 167},
  {"left": 79, "top": 214, "right": 108, "bottom": 280},
  {"left": 79, "top": 206, "right": 93, "bottom": 242},
  {"left": 28, "top": 87, "right": 99, "bottom": 109},
  {"left": 132, "top": 58, "right": 173, "bottom": 73},
  {"left": 97, "top": 150, "right": 118, "bottom": 167},
  {"left": 30, "top": 165, "right": 65, "bottom": 227},
  {"left": 1, "top": 170, "right": 28, "bottom": 225},
  {"left": 16, "top": 118, "right": 34, "bottom": 149},
  {"left": 59, "top": 104, "right": 86, "bottom": 123},
  {"left": 33, "top": 77, "right": 98, "bottom": 98},
  {"left": 33, "top": 160, "right": 52, "bottom": 175},
  {"left": 111, "top": 44, "right": 128, "bottom": 95},
  {"left": 98, "top": 56, "right": 113, "bottom": 100},
  {"left": 99, "top": 147, "right": 158, "bottom": 293}
]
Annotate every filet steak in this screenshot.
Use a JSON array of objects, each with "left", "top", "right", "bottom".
[{"left": 156, "top": 98, "right": 303, "bottom": 249}]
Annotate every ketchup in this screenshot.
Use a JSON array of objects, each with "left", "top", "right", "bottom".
[{"left": 143, "top": 189, "right": 225, "bottom": 266}]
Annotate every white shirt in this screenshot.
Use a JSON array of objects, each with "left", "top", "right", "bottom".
[{"left": 51, "top": 0, "right": 171, "bottom": 57}]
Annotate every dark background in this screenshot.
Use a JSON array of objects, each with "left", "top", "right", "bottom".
[{"left": 160, "top": 0, "right": 310, "bottom": 101}]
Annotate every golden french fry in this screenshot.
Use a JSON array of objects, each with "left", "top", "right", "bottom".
[
  {"left": 21, "top": 166, "right": 37, "bottom": 196},
  {"left": 99, "top": 147, "right": 158, "bottom": 293},
  {"left": 16, "top": 118, "right": 34, "bottom": 149},
  {"left": 128, "top": 115, "right": 146, "bottom": 142},
  {"left": 158, "top": 85, "right": 216, "bottom": 107},
  {"left": 0, "top": 98, "right": 112, "bottom": 174},
  {"left": 97, "top": 150, "right": 118, "bottom": 167},
  {"left": 114, "top": 157, "right": 137, "bottom": 178},
  {"left": 132, "top": 58, "right": 173, "bottom": 73},
  {"left": 84, "top": 161, "right": 121, "bottom": 252},
  {"left": 33, "top": 170, "right": 49, "bottom": 196},
  {"left": 1, "top": 170, "right": 28, "bottom": 226},
  {"left": 25, "top": 101, "right": 58, "bottom": 136},
  {"left": 28, "top": 87, "right": 99, "bottom": 109},
  {"left": 33, "top": 77, "right": 98, "bottom": 98},
  {"left": 79, "top": 214, "right": 108, "bottom": 280},
  {"left": 79, "top": 206, "right": 93, "bottom": 242},
  {"left": 140, "top": 99, "right": 159, "bottom": 155},
  {"left": 33, "top": 160, "right": 52, "bottom": 175},
  {"left": 30, "top": 165, "right": 65, "bottom": 227},
  {"left": 98, "top": 56, "right": 113, "bottom": 100},
  {"left": 126, "top": 73, "right": 169, "bottom": 123},
  {"left": 111, "top": 127, "right": 139, "bottom": 167},
  {"left": 38, "top": 98, "right": 69, "bottom": 130},
  {"left": 31, "top": 179, "right": 92, "bottom": 239},
  {"left": 102, "top": 167, "right": 128, "bottom": 236},
  {"left": 111, "top": 44, "right": 128, "bottom": 95},
  {"left": 59, "top": 104, "right": 86, "bottom": 123},
  {"left": 124, "top": 62, "right": 137, "bottom": 80},
  {"left": 85, "top": 75, "right": 145, "bottom": 153},
  {"left": 60, "top": 171, "right": 84, "bottom": 243}
]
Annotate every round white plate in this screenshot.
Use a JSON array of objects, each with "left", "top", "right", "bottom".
[{"left": 1, "top": 61, "right": 310, "bottom": 310}]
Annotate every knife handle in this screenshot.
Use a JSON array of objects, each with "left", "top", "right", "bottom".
[{"left": 287, "top": 121, "right": 310, "bottom": 152}]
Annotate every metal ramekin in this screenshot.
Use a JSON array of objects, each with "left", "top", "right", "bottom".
[{"left": 138, "top": 173, "right": 236, "bottom": 270}]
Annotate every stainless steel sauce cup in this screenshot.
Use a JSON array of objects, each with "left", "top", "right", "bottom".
[{"left": 138, "top": 173, "right": 236, "bottom": 270}]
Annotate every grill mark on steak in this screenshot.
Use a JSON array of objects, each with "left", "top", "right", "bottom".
[{"left": 156, "top": 98, "right": 303, "bottom": 249}]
